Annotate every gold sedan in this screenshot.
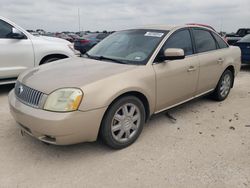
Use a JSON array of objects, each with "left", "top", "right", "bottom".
[{"left": 9, "top": 25, "right": 241, "bottom": 149}]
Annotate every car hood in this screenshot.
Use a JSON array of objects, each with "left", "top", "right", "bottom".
[
  {"left": 18, "top": 57, "right": 137, "bottom": 94},
  {"left": 33, "top": 35, "right": 71, "bottom": 44}
]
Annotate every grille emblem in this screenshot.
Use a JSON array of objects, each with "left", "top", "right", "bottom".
[{"left": 18, "top": 85, "right": 24, "bottom": 95}]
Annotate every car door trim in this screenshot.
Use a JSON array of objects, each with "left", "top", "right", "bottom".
[{"left": 154, "top": 89, "right": 214, "bottom": 114}]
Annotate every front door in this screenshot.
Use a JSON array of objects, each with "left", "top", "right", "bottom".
[
  {"left": 0, "top": 19, "right": 34, "bottom": 79},
  {"left": 153, "top": 29, "right": 199, "bottom": 112}
]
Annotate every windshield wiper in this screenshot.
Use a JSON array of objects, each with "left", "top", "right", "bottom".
[
  {"left": 98, "top": 56, "right": 127, "bottom": 64},
  {"left": 85, "top": 53, "right": 127, "bottom": 64},
  {"left": 84, "top": 52, "right": 99, "bottom": 60}
]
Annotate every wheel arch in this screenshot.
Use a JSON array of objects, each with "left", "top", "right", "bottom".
[
  {"left": 39, "top": 54, "right": 68, "bottom": 65},
  {"left": 97, "top": 90, "right": 151, "bottom": 142},
  {"left": 224, "top": 65, "right": 235, "bottom": 88},
  {"left": 104, "top": 91, "right": 151, "bottom": 123}
]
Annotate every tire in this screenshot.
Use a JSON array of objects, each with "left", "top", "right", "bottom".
[
  {"left": 100, "top": 96, "right": 145, "bottom": 149},
  {"left": 211, "top": 70, "right": 234, "bottom": 101}
]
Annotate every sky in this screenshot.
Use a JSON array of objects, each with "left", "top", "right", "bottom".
[{"left": 0, "top": 0, "right": 250, "bottom": 33}]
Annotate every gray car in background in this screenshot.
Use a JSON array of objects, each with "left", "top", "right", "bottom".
[{"left": 74, "top": 33, "right": 110, "bottom": 54}]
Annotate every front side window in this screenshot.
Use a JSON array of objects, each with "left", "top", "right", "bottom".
[
  {"left": 212, "top": 32, "right": 228, "bottom": 49},
  {"left": 0, "top": 19, "right": 12, "bottom": 39},
  {"left": 87, "top": 29, "right": 168, "bottom": 65},
  {"left": 162, "top": 29, "right": 193, "bottom": 56},
  {"left": 193, "top": 29, "right": 217, "bottom": 53}
]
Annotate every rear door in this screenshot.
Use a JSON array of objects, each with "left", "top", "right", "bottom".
[
  {"left": 0, "top": 19, "right": 34, "bottom": 79},
  {"left": 192, "top": 28, "right": 226, "bottom": 94}
]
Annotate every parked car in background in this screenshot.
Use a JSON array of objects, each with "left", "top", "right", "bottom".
[
  {"left": 55, "top": 32, "right": 74, "bottom": 43},
  {"left": 0, "top": 16, "right": 77, "bottom": 85},
  {"left": 67, "top": 33, "right": 80, "bottom": 42},
  {"left": 74, "top": 33, "right": 110, "bottom": 54},
  {"left": 226, "top": 28, "right": 250, "bottom": 45},
  {"left": 234, "top": 34, "right": 250, "bottom": 64},
  {"left": 26, "top": 30, "right": 39, "bottom": 36},
  {"left": 9, "top": 25, "right": 241, "bottom": 149}
]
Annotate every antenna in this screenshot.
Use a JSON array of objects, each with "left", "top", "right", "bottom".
[{"left": 78, "top": 8, "right": 81, "bottom": 32}]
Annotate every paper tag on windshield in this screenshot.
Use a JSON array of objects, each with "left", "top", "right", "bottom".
[{"left": 144, "top": 32, "right": 164, "bottom": 37}]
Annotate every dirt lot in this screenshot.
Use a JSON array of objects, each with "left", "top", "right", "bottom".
[{"left": 0, "top": 66, "right": 249, "bottom": 188}]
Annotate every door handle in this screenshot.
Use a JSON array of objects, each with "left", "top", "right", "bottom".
[
  {"left": 187, "top": 66, "right": 196, "bottom": 72},
  {"left": 217, "top": 58, "right": 224, "bottom": 64}
]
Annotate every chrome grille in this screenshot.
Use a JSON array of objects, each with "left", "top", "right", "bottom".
[{"left": 15, "top": 81, "right": 44, "bottom": 108}]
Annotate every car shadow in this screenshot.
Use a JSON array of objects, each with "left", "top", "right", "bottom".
[
  {"left": 0, "top": 84, "right": 15, "bottom": 96},
  {"left": 241, "top": 64, "right": 250, "bottom": 72}
]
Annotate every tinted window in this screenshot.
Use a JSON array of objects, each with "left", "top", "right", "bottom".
[
  {"left": 212, "top": 33, "right": 228, "bottom": 49},
  {"left": 163, "top": 29, "right": 193, "bottom": 56},
  {"left": 0, "top": 20, "right": 12, "bottom": 38},
  {"left": 237, "top": 29, "right": 246, "bottom": 36},
  {"left": 193, "top": 29, "right": 217, "bottom": 53}
]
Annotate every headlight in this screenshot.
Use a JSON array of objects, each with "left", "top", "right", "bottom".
[{"left": 44, "top": 88, "right": 83, "bottom": 112}]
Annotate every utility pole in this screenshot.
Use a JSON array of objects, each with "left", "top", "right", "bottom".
[{"left": 78, "top": 8, "right": 81, "bottom": 32}]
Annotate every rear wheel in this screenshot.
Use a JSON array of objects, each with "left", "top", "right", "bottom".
[
  {"left": 212, "top": 70, "right": 233, "bottom": 101},
  {"left": 100, "top": 96, "right": 145, "bottom": 149}
]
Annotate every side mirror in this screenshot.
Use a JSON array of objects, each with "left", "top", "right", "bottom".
[
  {"left": 10, "top": 28, "right": 26, "bottom": 39},
  {"left": 163, "top": 48, "right": 185, "bottom": 60}
]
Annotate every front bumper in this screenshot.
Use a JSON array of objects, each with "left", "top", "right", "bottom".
[{"left": 8, "top": 89, "right": 107, "bottom": 145}]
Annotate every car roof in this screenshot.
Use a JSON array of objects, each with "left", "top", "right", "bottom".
[{"left": 137, "top": 25, "right": 215, "bottom": 32}]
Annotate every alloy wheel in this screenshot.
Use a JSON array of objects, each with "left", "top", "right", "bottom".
[{"left": 111, "top": 103, "right": 141, "bottom": 143}]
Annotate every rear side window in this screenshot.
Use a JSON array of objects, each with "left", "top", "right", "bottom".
[
  {"left": 212, "top": 33, "right": 228, "bottom": 49},
  {"left": 193, "top": 29, "right": 217, "bottom": 53},
  {"left": 0, "top": 19, "right": 12, "bottom": 38},
  {"left": 163, "top": 29, "right": 193, "bottom": 56}
]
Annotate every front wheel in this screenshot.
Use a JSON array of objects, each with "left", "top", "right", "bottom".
[
  {"left": 100, "top": 96, "right": 145, "bottom": 149},
  {"left": 212, "top": 70, "right": 234, "bottom": 101}
]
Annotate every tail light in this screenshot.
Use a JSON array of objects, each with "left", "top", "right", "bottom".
[{"left": 80, "top": 39, "right": 90, "bottom": 44}]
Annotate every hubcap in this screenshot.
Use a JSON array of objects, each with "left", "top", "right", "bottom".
[
  {"left": 220, "top": 74, "right": 231, "bottom": 98},
  {"left": 111, "top": 103, "right": 141, "bottom": 143}
]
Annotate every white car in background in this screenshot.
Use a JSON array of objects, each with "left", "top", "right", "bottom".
[{"left": 0, "top": 16, "right": 77, "bottom": 85}]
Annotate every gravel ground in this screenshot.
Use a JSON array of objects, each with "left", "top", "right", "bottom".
[{"left": 0, "top": 66, "right": 249, "bottom": 188}]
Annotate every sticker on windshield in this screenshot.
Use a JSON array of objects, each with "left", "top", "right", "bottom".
[
  {"left": 134, "top": 56, "right": 142, "bottom": 61},
  {"left": 144, "top": 32, "right": 164, "bottom": 37}
]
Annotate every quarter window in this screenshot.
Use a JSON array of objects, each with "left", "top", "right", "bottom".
[
  {"left": 0, "top": 20, "right": 13, "bottom": 39},
  {"left": 162, "top": 29, "right": 193, "bottom": 56},
  {"left": 212, "top": 33, "right": 228, "bottom": 49},
  {"left": 193, "top": 29, "right": 217, "bottom": 53}
]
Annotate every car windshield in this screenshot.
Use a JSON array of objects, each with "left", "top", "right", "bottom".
[
  {"left": 239, "top": 34, "right": 250, "bottom": 43},
  {"left": 86, "top": 29, "right": 168, "bottom": 65}
]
